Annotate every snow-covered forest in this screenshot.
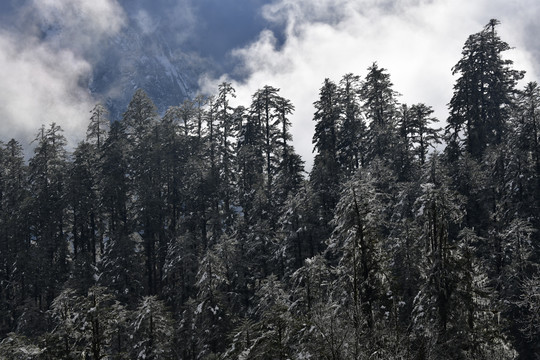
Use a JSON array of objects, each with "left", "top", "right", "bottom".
[{"left": 0, "top": 20, "right": 539, "bottom": 359}]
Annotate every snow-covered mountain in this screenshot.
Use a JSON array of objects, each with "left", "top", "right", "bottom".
[
  {"left": 89, "top": 18, "right": 212, "bottom": 120},
  {"left": 0, "top": 0, "right": 268, "bottom": 137}
]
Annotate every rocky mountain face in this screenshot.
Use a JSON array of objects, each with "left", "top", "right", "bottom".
[{"left": 89, "top": 18, "right": 212, "bottom": 120}]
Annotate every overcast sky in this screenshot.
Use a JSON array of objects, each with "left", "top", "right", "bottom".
[{"left": 1, "top": 0, "right": 539, "bottom": 167}]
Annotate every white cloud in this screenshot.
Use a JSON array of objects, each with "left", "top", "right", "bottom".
[
  {"left": 33, "top": 0, "right": 126, "bottom": 52},
  {"left": 0, "top": 0, "right": 126, "bottom": 152},
  {"left": 168, "top": 0, "right": 198, "bottom": 44},
  {"left": 135, "top": 9, "right": 158, "bottom": 35},
  {"left": 0, "top": 34, "right": 92, "bottom": 147},
  {"left": 204, "top": 0, "right": 540, "bottom": 170}
]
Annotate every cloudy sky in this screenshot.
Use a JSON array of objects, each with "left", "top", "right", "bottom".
[{"left": 1, "top": 0, "right": 539, "bottom": 166}]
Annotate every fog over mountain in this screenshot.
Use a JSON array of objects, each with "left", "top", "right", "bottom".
[
  {"left": 91, "top": 0, "right": 277, "bottom": 119},
  {"left": 0, "top": 0, "right": 274, "bottom": 148}
]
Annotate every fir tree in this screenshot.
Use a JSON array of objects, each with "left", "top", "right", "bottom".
[
  {"left": 28, "top": 123, "right": 69, "bottom": 308},
  {"left": 360, "top": 63, "right": 399, "bottom": 165},
  {"left": 446, "top": 19, "right": 524, "bottom": 161}
]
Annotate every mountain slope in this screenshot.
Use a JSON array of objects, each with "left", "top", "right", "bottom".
[{"left": 89, "top": 19, "right": 212, "bottom": 120}]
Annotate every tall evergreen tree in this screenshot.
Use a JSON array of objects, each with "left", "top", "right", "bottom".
[
  {"left": 216, "top": 82, "right": 238, "bottom": 231},
  {"left": 236, "top": 106, "right": 265, "bottom": 225},
  {"left": 99, "top": 121, "right": 129, "bottom": 244},
  {"left": 512, "top": 82, "right": 540, "bottom": 225},
  {"left": 123, "top": 90, "right": 166, "bottom": 295},
  {"left": 360, "top": 63, "right": 399, "bottom": 165},
  {"left": 28, "top": 123, "right": 69, "bottom": 308},
  {"left": 409, "top": 103, "right": 441, "bottom": 165},
  {"left": 0, "top": 140, "right": 29, "bottom": 337},
  {"left": 250, "top": 86, "right": 280, "bottom": 200},
  {"left": 338, "top": 73, "right": 366, "bottom": 175},
  {"left": 87, "top": 104, "right": 109, "bottom": 152},
  {"left": 446, "top": 19, "right": 524, "bottom": 161},
  {"left": 67, "top": 141, "right": 100, "bottom": 292},
  {"left": 311, "top": 78, "right": 341, "bottom": 227},
  {"left": 274, "top": 95, "right": 304, "bottom": 206},
  {"left": 327, "top": 170, "right": 386, "bottom": 332}
]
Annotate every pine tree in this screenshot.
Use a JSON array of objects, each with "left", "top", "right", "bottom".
[
  {"left": 446, "top": 19, "right": 524, "bottom": 161},
  {"left": 289, "top": 254, "right": 375, "bottom": 359},
  {"left": 178, "top": 98, "right": 196, "bottom": 137},
  {"left": 69, "top": 142, "right": 99, "bottom": 263},
  {"left": 131, "top": 296, "right": 174, "bottom": 360},
  {"left": 274, "top": 95, "right": 304, "bottom": 207},
  {"left": 407, "top": 155, "right": 511, "bottom": 359},
  {"left": 98, "top": 121, "right": 144, "bottom": 304},
  {"left": 409, "top": 103, "right": 441, "bottom": 165},
  {"left": 0, "top": 140, "right": 30, "bottom": 337},
  {"left": 236, "top": 106, "right": 265, "bottom": 225},
  {"left": 311, "top": 78, "right": 341, "bottom": 228},
  {"left": 46, "top": 286, "right": 120, "bottom": 359},
  {"left": 123, "top": 89, "right": 158, "bottom": 145},
  {"left": 99, "top": 121, "right": 129, "bottom": 244},
  {"left": 85, "top": 105, "right": 109, "bottom": 262},
  {"left": 276, "top": 181, "right": 321, "bottom": 278},
  {"left": 360, "top": 63, "right": 399, "bottom": 164},
  {"left": 27, "top": 123, "right": 69, "bottom": 308},
  {"left": 99, "top": 232, "right": 144, "bottom": 305},
  {"left": 394, "top": 104, "right": 417, "bottom": 181},
  {"left": 327, "top": 170, "right": 385, "bottom": 332},
  {"left": 338, "top": 73, "right": 367, "bottom": 175},
  {"left": 250, "top": 86, "right": 280, "bottom": 201},
  {"left": 512, "top": 82, "right": 540, "bottom": 225},
  {"left": 192, "top": 243, "right": 233, "bottom": 357},
  {"left": 87, "top": 104, "right": 109, "bottom": 152},
  {"left": 245, "top": 275, "right": 293, "bottom": 359},
  {"left": 123, "top": 90, "right": 165, "bottom": 295},
  {"left": 516, "top": 273, "right": 540, "bottom": 351},
  {"left": 67, "top": 141, "right": 100, "bottom": 294},
  {"left": 215, "top": 82, "right": 238, "bottom": 232}
]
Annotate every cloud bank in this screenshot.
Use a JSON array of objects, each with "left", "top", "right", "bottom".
[
  {"left": 0, "top": 0, "right": 126, "bottom": 151},
  {"left": 204, "top": 0, "right": 540, "bottom": 170}
]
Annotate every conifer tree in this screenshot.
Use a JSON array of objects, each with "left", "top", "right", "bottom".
[
  {"left": 236, "top": 106, "right": 265, "bottom": 225},
  {"left": 131, "top": 296, "right": 174, "bottom": 360},
  {"left": 338, "top": 73, "right": 366, "bottom": 175},
  {"left": 69, "top": 142, "right": 99, "bottom": 262},
  {"left": 0, "top": 140, "right": 29, "bottom": 337},
  {"left": 395, "top": 104, "right": 417, "bottom": 181},
  {"left": 409, "top": 103, "right": 441, "bottom": 165},
  {"left": 123, "top": 89, "right": 166, "bottom": 295},
  {"left": 360, "top": 63, "right": 399, "bottom": 165},
  {"left": 215, "top": 82, "right": 237, "bottom": 231},
  {"left": 87, "top": 104, "right": 109, "bottom": 152},
  {"left": 512, "top": 82, "right": 540, "bottom": 224},
  {"left": 28, "top": 123, "right": 69, "bottom": 308},
  {"left": 250, "top": 86, "right": 280, "bottom": 200},
  {"left": 328, "top": 170, "right": 385, "bottom": 331},
  {"left": 446, "top": 19, "right": 523, "bottom": 161},
  {"left": 67, "top": 141, "right": 100, "bottom": 293},
  {"left": 311, "top": 78, "right": 341, "bottom": 228},
  {"left": 99, "top": 121, "right": 129, "bottom": 243},
  {"left": 274, "top": 96, "right": 304, "bottom": 207}
]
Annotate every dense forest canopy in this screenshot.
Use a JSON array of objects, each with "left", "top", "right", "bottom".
[{"left": 0, "top": 20, "right": 539, "bottom": 359}]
